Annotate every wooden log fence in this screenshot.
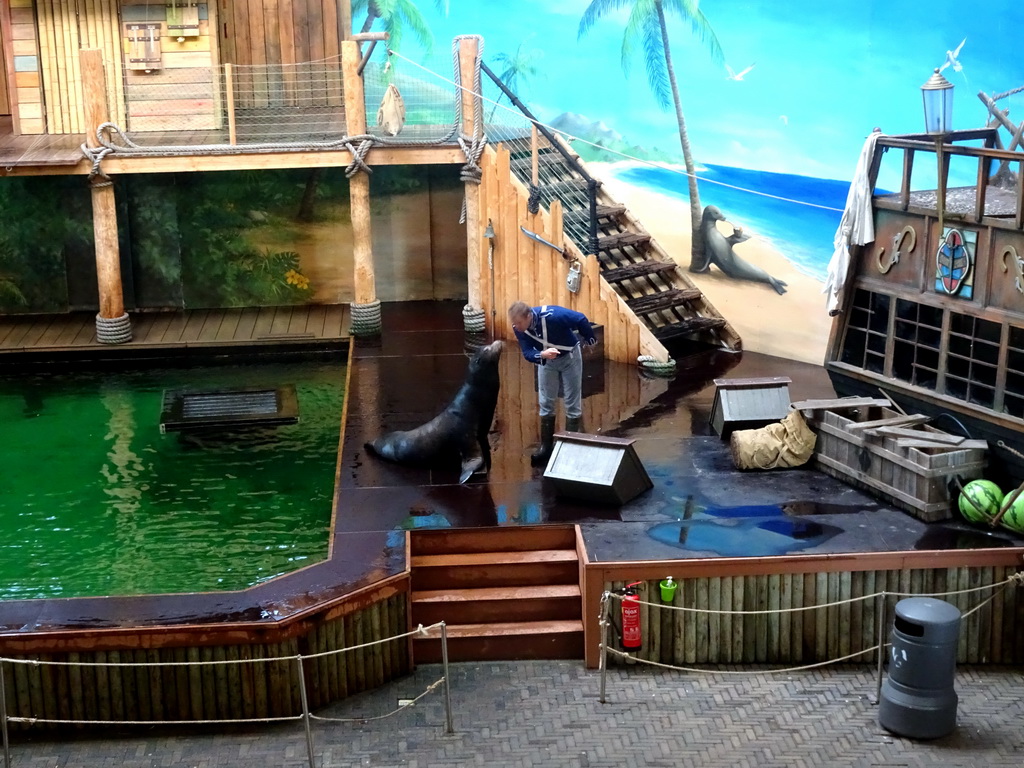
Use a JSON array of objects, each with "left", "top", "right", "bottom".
[
  {"left": 0, "top": 588, "right": 410, "bottom": 731},
  {"left": 595, "top": 566, "right": 1024, "bottom": 669}
]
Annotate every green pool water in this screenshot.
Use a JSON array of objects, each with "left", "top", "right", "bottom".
[{"left": 0, "top": 360, "right": 344, "bottom": 600}]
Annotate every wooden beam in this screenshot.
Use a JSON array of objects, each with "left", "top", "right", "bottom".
[
  {"left": 459, "top": 36, "right": 482, "bottom": 310},
  {"left": 341, "top": 39, "right": 375, "bottom": 306},
  {"left": 81, "top": 48, "right": 124, "bottom": 320}
]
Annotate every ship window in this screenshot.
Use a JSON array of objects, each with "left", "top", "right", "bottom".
[
  {"left": 893, "top": 298, "right": 940, "bottom": 390},
  {"left": 945, "top": 312, "right": 1001, "bottom": 408},
  {"left": 1005, "top": 368, "right": 1024, "bottom": 418},
  {"left": 840, "top": 289, "right": 890, "bottom": 372}
]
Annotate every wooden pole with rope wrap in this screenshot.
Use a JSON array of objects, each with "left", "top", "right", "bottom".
[{"left": 81, "top": 48, "right": 131, "bottom": 344}]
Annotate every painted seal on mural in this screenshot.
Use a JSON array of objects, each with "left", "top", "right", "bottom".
[
  {"left": 698, "top": 205, "right": 788, "bottom": 295},
  {"left": 365, "top": 340, "right": 502, "bottom": 482}
]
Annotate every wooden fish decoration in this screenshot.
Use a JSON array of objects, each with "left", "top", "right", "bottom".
[{"left": 376, "top": 84, "right": 406, "bottom": 137}]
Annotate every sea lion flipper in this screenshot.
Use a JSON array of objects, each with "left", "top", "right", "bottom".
[
  {"left": 769, "top": 277, "right": 788, "bottom": 295},
  {"left": 459, "top": 456, "right": 485, "bottom": 484}
]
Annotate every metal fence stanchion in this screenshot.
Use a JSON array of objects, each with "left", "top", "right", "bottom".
[
  {"left": 295, "top": 656, "right": 317, "bottom": 768},
  {"left": 599, "top": 592, "right": 610, "bottom": 704},
  {"left": 874, "top": 592, "right": 887, "bottom": 705},
  {"left": 440, "top": 622, "right": 454, "bottom": 734},
  {"left": 1, "top": 660, "right": 10, "bottom": 768}
]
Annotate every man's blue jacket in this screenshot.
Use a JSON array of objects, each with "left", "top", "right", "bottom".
[{"left": 513, "top": 305, "right": 597, "bottom": 365}]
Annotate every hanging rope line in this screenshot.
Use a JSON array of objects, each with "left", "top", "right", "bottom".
[{"left": 384, "top": 47, "right": 845, "bottom": 214}]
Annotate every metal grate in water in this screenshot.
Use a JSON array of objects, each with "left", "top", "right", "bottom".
[{"left": 160, "top": 386, "right": 299, "bottom": 433}]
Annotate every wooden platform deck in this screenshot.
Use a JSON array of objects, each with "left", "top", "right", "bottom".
[{"left": 0, "top": 304, "right": 350, "bottom": 359}]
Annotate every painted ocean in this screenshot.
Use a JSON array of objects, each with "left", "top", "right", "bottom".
[{"left": 609, "top": 163, "right": 852, "bottom": 281}]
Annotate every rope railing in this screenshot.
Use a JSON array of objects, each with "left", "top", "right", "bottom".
[
  {"left": 0, "top": 622, "right": 455, "bottom": 768},
  {"left": 596, "top": 572, "right": 1024, "bottom": 706}
]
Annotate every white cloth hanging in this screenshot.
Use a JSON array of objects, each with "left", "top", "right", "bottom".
[
  {"left": 376, "top": 84, "right": 406, "bottom": 137},
  {"left": 824, "top": 130, "right": 882, "bottom": 314}
]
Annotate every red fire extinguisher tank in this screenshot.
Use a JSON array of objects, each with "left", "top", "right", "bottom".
[{"left": 621, "top": 582, "right": 642, "bottom": 651}]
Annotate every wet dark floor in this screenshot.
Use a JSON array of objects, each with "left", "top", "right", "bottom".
[{"left": 342, "top": 301, "right": 1024, "bottom": 563}]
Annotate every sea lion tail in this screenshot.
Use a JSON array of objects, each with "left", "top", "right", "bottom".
[{"left": 769, "top": 277, "right": 788, "bottom": 295}]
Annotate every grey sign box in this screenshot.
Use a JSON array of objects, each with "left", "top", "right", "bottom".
[
  {"left": 543, "top": 433, "right": 653, "bottom": 506},
  {"left": 710, "top": 376, "right": 792, "bottom": 438}
]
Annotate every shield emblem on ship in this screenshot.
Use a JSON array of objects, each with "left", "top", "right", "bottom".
[{"left": 935, "top": 227, "right": 972, "bottom": 296}]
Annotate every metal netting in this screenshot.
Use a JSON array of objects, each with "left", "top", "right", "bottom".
[
  {"left": 361, "top": 46, "right": 460, "bottom": 143},
  {"left": 478, "top": 69, "right": 594, "bottom": 250},
  {"left": 118, "top": 58, "right": 349, "bottom": 146}
]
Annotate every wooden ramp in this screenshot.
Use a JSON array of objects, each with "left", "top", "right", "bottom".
[
  {"left": 410, "top": 527, "right": 584, "bottom": 663},
  {"left": 478, "top": 137, "right": 740, "bottom": 364}
]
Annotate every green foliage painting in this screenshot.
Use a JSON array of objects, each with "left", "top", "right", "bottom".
[{"left": 0, "top": 176, "right": 91, "bottom": 313}]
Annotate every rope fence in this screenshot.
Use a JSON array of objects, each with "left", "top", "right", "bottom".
[
  {"left": 0, "top": 622, "right": 455, "bottom": 768},
  {"left": 597, "top": 572, "right": 1024, "bottom": 705}
]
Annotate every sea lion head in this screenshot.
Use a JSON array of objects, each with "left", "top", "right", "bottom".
[
  {"left": 465, "top": 340, "right": 502, "bottom": 385},
  {"left": 701, "top": 205, "right": 725, "bottom": 225}
]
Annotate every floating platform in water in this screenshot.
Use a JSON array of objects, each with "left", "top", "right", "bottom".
[{"left": 159, "top": 385, "right": 299, "bottom": 433}]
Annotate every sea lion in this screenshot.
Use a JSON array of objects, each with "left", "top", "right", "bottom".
[
  {"left": 699, "top": 205, "right": 787, "bottom": 295},
  {"left": 365, "top": 340, "right": 502, "bottom": 482}
]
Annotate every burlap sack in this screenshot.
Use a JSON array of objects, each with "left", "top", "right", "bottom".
[{"left": 729, "top": 410, "right": 816, "bottom": 470}]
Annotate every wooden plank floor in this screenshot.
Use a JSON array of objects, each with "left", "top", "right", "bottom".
[{"left": 0, "top": 305, "right": 350, "bottom": 357}]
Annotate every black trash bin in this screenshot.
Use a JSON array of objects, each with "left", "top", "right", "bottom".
[{"left": 878, "top": 596, "right": 961, "bottom": 739}]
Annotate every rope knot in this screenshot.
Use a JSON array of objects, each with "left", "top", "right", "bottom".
[
  {"left": 458, "top": 133, "right": 486, "bottom": 185},
  {"left": 344, "top": 138, "right": 375, "bottom": 178}
]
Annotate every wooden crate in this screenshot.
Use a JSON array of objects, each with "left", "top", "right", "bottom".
[{"left": 806, "top": 406, "right": 987, "bottom": 521}]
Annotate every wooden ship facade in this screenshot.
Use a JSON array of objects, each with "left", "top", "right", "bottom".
[{"left": 825, "top": 117, "right": 1024, "bottom": 484}]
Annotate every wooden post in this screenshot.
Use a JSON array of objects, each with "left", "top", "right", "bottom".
[
  {"left": 341, "top": 39, "right": 379, "bottom": 333},
  {"left": 459, "top": 36, "right": 483, "bottom": 313},
  {"left": 339, "top": 0, "right": 353, "bottom": 41},
  {"left": 81, "top": 48, "right": 129, "bottom": 341},
  {"left": 224, "top": 63, "right": 237, "bottom": 145}
]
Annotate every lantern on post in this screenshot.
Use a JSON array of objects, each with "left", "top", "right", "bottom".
[
  {"left": 922, "top": 69, "right": 955, "bottom": 251},
  {"left": 921, "top": 69, "right": 954, "bottom": 135}
]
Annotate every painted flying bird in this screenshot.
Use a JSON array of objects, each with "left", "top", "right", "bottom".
[
  {"left": 725, "top": 63, "right": 755, "bottom": 81},
  {"left": 939, "top": 38, "right": 966, "bottom": 73}
]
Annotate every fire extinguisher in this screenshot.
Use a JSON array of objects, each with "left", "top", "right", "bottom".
[{"left": 621, "top": 582, "right": 643, "bottom": 651}]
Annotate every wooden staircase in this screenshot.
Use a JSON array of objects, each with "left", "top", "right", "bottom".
[
  {"left": 410, "top": 526, "right": 584, "bottom": 663},
  {"left": 506, "top": 139, "right": 740, "bottom": 353}
]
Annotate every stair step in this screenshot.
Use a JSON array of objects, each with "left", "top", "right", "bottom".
[
  {"left": 510, "top": 152, "right": 569, "bottom": 170},
  {"left": 540, "top": 178, "right": 589, "bottom": 195},
  {"left": 602, "top": 260, "right": 678, "bottom": 283},
  {"left": 564, "top": 204, "right": 628, "bottom": 224},
  {"left": 653, "top": 316, "right": 728, "bottom": 341},
  {"left": 412, "top": 584, "right": 581, "bottom": 603},
  {"left": 412, "top": 585, "right": 581, "bottom": 625},
  {"left": 597, "top": 232, "right": 651, "bottom": 252},
  {"left": 413, "top": 620, "right": 584, "bottom": 662},
  {"left": 412, "top": 549, "right": 577, "bottom": 567},
  {"left": 626, "top": 288, "right": 703, "bottom": 314},
  {"left": 411, "top": 549, "right": 579, "bottom": 590},
  {"left": 410, "top": 526, "right": 576, "bottom": 556}
]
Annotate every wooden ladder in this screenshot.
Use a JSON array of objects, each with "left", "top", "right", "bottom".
[{"left": 410, "top": 526, "right": 584, "bottom": 662}]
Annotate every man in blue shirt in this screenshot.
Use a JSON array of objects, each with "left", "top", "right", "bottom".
[{"left": 508, "top": 301, "right": 598, "bottom": 466}]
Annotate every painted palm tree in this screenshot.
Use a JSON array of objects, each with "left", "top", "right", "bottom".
[
  {"left": 488, "top": 44, "right": 543, "bottom": 122},
  {"left": 352, "top": 0, "right": 448, "bottom": 52},
  {"left": 579, "top": 0, "right": 723, "bottom": 271}
]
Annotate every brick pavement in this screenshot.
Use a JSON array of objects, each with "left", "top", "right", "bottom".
[{"left": 6, "top": 661, "right": 1023, "bottom": 767}]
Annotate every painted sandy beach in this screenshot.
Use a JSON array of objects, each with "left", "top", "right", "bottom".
[{"left": 588, "top": 161, "right": 837, "bottom": 365}]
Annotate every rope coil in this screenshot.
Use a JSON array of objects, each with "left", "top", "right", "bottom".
[
  {"left": 462, "top": 304, "right": 486, "bottom": 334},
  {"left": 350, "top": 299, "right": 382, "bottom": 336},
  {"left": 95, "top": 312, "right": 132, "bottom": 345},
  {"left": 637, "top": 355, "right": 676, "bottom": 377}
]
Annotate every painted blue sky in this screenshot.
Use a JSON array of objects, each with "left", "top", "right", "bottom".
[{"left": 384, "top": 0, "right": 1024, "bottom": 184}]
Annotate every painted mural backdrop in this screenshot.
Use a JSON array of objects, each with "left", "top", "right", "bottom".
[
  {"left": 0, "top": 166, "right": 465, "bottom": 314},
  {"left": 380, "top": 0, "right": 1023, "bottom": 362}
]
